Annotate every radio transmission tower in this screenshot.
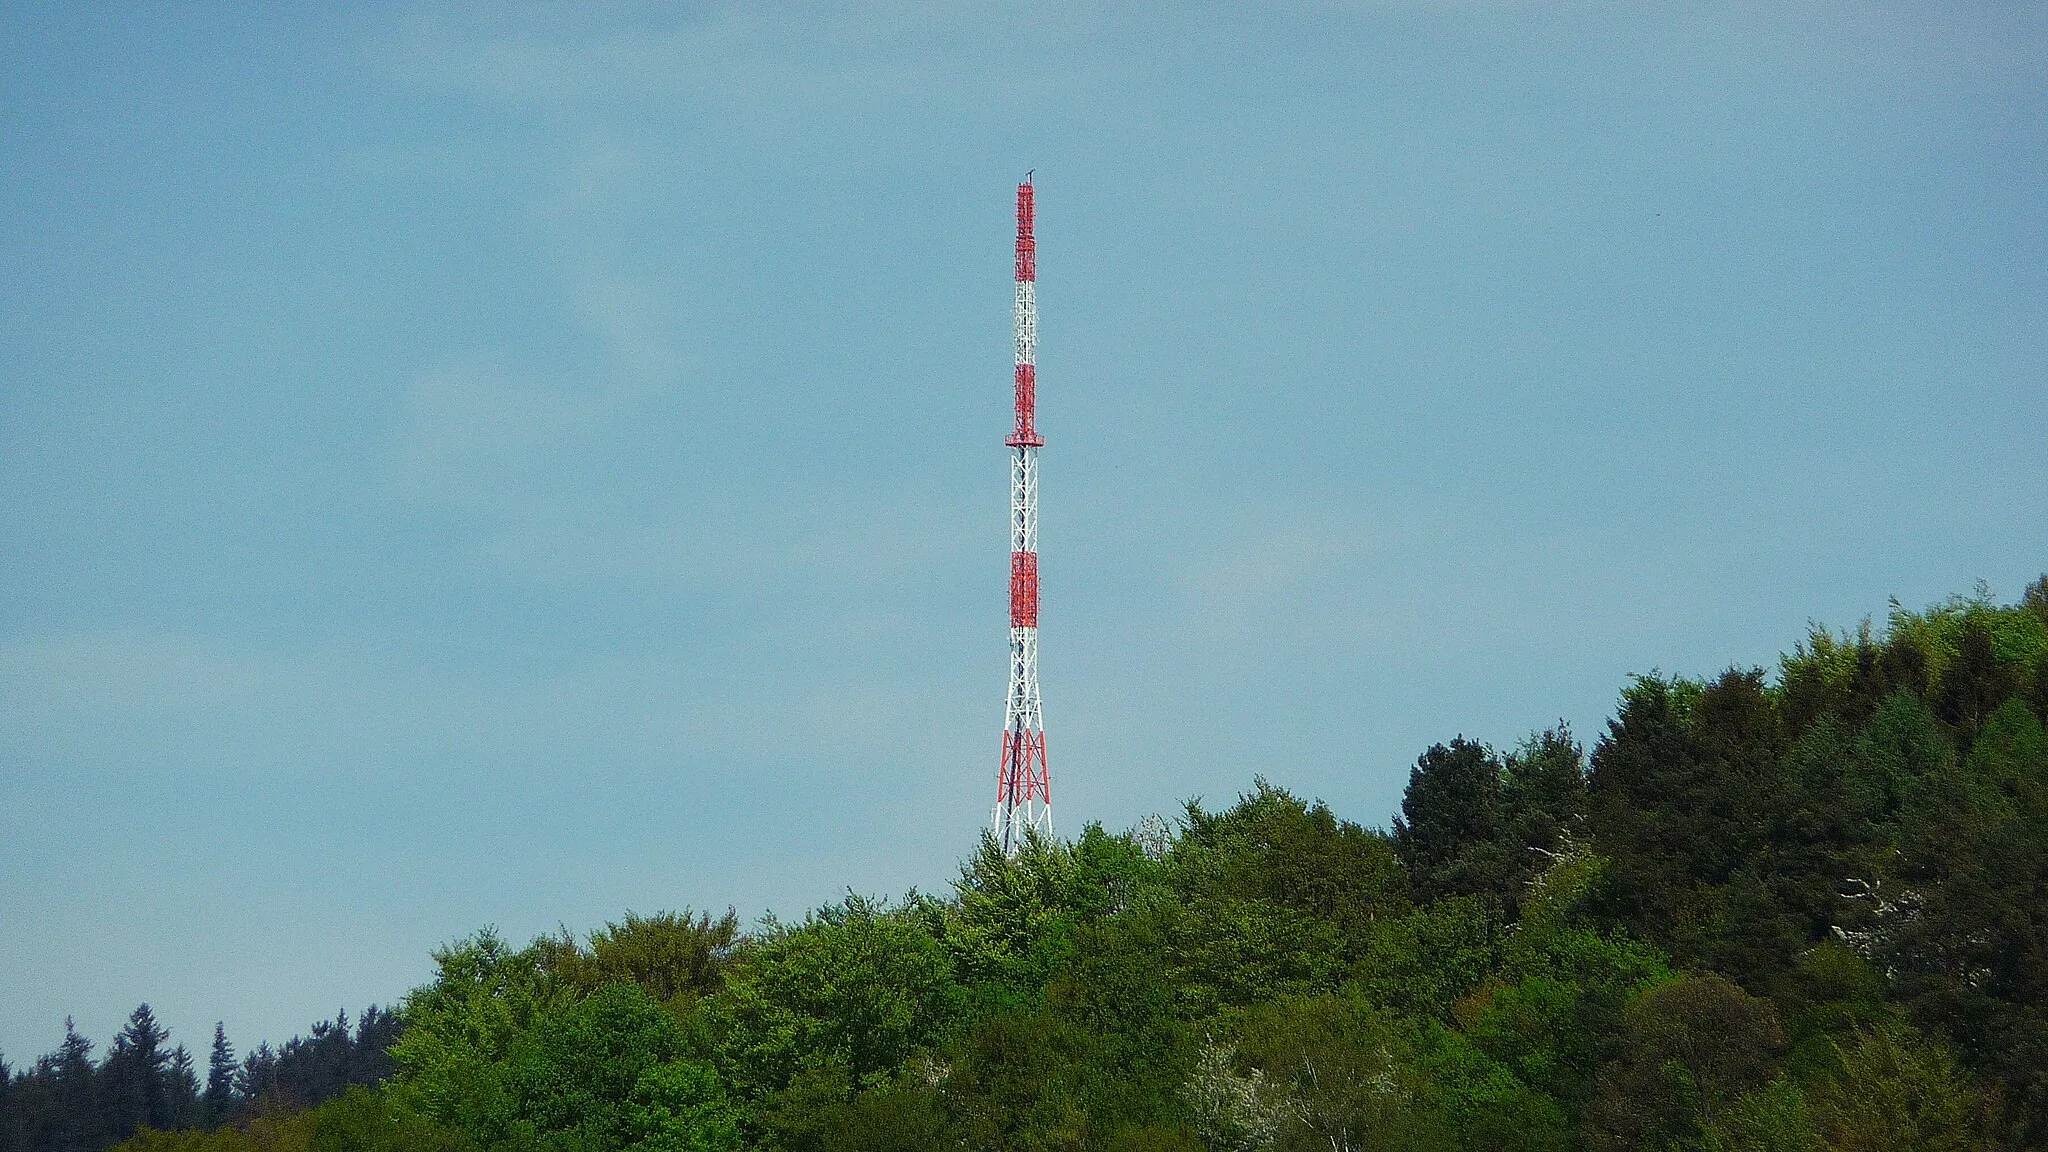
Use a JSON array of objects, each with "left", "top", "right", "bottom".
[{"left": 994, "top": 176, "right": 1051, "bottom": 854}]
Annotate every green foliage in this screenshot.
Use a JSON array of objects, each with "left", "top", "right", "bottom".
[
  {"left": 1500, "top": 730, "right": 1589, "bottom": 891},
  {"left": 1395, "top": 739, "right": 1511, "bottom": 905},
  {"left": 947, "top": 825, "right": 1155, "bottom": 1010},
  {"left": 1807, "top": 1029, "right": 1986, "bottom": 1152},
  {"left": 1409, "top": 1027, "right": 1573, "bottom": 1152},
  {"left": 1100, "top": 1124, "right": 1204, "bottom": 1152},
  {"left": 941, "top": 1010, "right": 1094, "bottom": 1151},
  {"left": 1883, "top": 699, "right": 2048, "bottom": 1147},
  {"left": 1854, "top": 690, "right": 1951, "bottom": 814},
  {"left": 624, "top": 1061, "right": 740, "bottom": 1152},
  {"left": 1236, "top": 992, "right": 1452, "bottom": 1152},
  {"left": 1354, "top": 898, "right": 1502, "bottom": 1024},
  {"left": 1770, "top": 942, "right": 1894, "bottom": 1076},
  {"left": 502, "top": 982, "right": 689, "bottom": 1150},
  {"left": 1587, "top": 670, "right": 1795, "bottom": 978},
  {"left": 1884, "top": 590, "right": 2048, "bottom": 707},
  {"left": 1705, "top": 1079, "right": 1821, "bottom": 1152},
  {"left": 1766, "top": 721, "right": 1862, "bottom": 937},
  {"left": 1464, "top": 874, "right": 1672, "bottom": 1118},
  {"left": 794, "top": 1082, "right": 954, "bottom": 1152},
  {"left": 1166, "top": 894, "right": 1345, "bottom": 1018},
  {"left": 306, "top": 1087, "right": 474, "bottom": 1152},
  {"left": 1391, "top": 725, "right": 1587, "bottom": 918},
  {"left": 562, "top": 911, "right": 740, "bottom": 1020},
  {"left": 1961, "top": 697, "right": 2048, "bottom": 814},
  {"left": 72, "top": 578, "right": 2048, "bottom": 1152},
  {"left": 110, "top": 1113, "right": 318, "bottom": 1152},
  {"left": 110, "top": 1090, "right": 469, "bottom": 1152},
  {"left": 1586, "top": 975, "right": 1787, "bottom": 1151},
  {"left": 1037, "top": 910, "right": 1190, "bottom": 1135},
  {"left": 388, "top": 930, "right": 573, "bottom": 1141},
  {"left": 706, "top": 894, "right": 963, "bottom": 1104},
  {"left": 1173, "top": 780, "right": 1409, "bottom": 964},
  {"left": 1779, "top": 620, "right": 1893, "bottom": 737}
]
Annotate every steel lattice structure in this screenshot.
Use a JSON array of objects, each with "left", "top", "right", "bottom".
[{"left": 994, "top": 177, "right": 1051, "bottom": 854}]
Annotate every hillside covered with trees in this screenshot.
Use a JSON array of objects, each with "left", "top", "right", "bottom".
[{"left": 5, "top": 579, "right": 2046, "bottom": 1152}]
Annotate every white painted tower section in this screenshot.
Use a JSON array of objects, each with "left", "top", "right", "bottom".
[{"left": 994, "top": 178, "right": 1050, "bottom": 854}]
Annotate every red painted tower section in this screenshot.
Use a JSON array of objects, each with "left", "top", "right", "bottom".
[{"left": 994, "top": 178, "right": 1050, "bottom": 854}]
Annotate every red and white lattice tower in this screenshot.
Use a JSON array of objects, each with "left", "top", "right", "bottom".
[{"left": 994, "top": 177, "right": 1051, "bottom": 854}]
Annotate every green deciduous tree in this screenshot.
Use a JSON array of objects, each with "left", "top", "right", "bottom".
[
  {"left": 1353, "top": 898, "right": 1501, "bottom": 1025},
  {"left": 305, "top": 1086, "right": 473, "bottom": 1152},
  {"left": 1586, "top": 975, "right": 1785, "bottom": 1151},
  {"left": 624, "top": 1060, "right": 741, "bottom": 1152},
  {"left": 389, "top": 930, "right": 576, "bottom": 1143},
  {"left": 946, "top": 826, "right": 1155, "bottom": 1011},
  {"left": 802, "top": 1083, "right": 955, "bottom": 1152},
  {"left": 1704, "top": 1079, "right": 1820, "bottom": 1152},
  {"left": 1175, "top": 782, "right": 1408, "bottom": 966},
  {"left": 560, "top": 911, "right": 741, "bottom": 1021},
  {"left": 1808, "top": 1029, "right": 1986, "bottom": 1152},
  {"left": 502, "top": 982, "right": 688, "bottom": 1150},
  {"left": 940, "top": 1010, "right": 1094, "bottom": 1152},
  {"left": 1237, "top": 992, "right": 1450, "bottom": 1152},
  {"left": 708, "top": 895, "right": 962, "bottom": 1105}
]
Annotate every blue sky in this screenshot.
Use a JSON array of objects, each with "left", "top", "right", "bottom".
[{"left": 3, "top": 2, "right": 2044, "bottom": 1063}]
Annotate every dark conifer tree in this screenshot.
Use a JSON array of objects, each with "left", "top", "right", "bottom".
[
  {"left": 234, "top": 1042, "right": 278, "bottom": 1108},
  {"left": 1394, "top": 737, "right": 1507, "bottom": 903},
  {"left": 1935, "top": 618, "right": 2018, "bottom": 738},
  {"left": 163, "top": 1046, "right": 200, "bottom": 1132},
  {"left": 1887, "top": 700, "right": 2048, "bottom": 1147},
  {"left": 271, "top": 1009, "right": 356, "bottom": 1107},
  {"left": 42, "top": 1018, "right": 101, "bottom": 1152},
  {"left": 1586, "top": 670, "right": 1800, "bottom": 983},
  {"left": 203, "top": 1022, "right": 236, "bottom": 1127},
  {"left": 1394, "top": 726, "right": 1589, "bottom": 914},
  {"left": 101, "top": 1004, "right": 171, "bottom": 1141},
  {"left": 352, "top": 1006, "right": 401, "bottom": 1087}
]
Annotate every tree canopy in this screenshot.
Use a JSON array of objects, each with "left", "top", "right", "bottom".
[{"left": 7, "top": 578, "right": 2046, "bottom": 1152}]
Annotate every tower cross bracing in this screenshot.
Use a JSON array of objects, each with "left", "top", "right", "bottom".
[{"left": 993, "top": 177, "right": 1051, "bottom": 854}]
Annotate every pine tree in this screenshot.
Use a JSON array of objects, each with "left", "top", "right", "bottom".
[
  {"left": 235, "top": 1042, "right": 278, "bottom": 1106},
  {"left": 45, "top": 1018, "right": 100, "bottom": 1152},
  {"left": 165, "top": 1045, "right": 201, "bottom": 1131},
  {"left": 204, "top": 1022, "right": 236, "bottom": 1127},
  {"left": 102, "top": 1003, "right": 172, "bottom": 1141},
  {"left": 352, "top": 1005, "right": 402, "bottom": 1087},
  {"left": 270, "top": 1009, "right": 357, "bottom": 1107}
]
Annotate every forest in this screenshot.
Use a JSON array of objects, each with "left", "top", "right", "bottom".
[{"left": 4, "top": 579, "right": 2045, "bottom": 1152}]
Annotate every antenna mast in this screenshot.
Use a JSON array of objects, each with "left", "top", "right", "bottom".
[{"left": 994, "top": 177, "right": 1051, "bottom": 854}]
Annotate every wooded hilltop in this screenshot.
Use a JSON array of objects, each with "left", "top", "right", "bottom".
[{"left": 6, "top": 579, "right": 2047, "bottom": 1152}]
